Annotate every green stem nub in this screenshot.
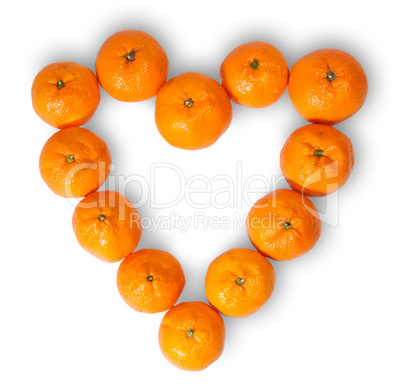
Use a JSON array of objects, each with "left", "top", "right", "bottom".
[
  {"left": 284, "top": 220, "right": 292, "bottom": 230},
  {"left": 184, "top": 98, "right": 194, "bottom": 108},
  {"left": 236, "top": 277, "right": 245, "bottom": 286},
  {"left": 125, "top": 50, "right": 135, "bottom": 62},
  {"left": 187, "top": 328, "right": 194, "bottom": 338},
  {"left": 57, "top": 80, "right": 65, "bottom": 89},
  {"left": 98, "top": 214, "right": 106, "bottom": 221},
  {"left": 147, "top": 275, "right": 153, "bottom": 282},
  {"left": 315, "top": 149, "right": 324, "bottom": 157},
  {"left": 250, "top": 59, "right": 259, "bottom": 69},
  {"left": 327, "top": 70, "right": 336, "bottom": 82},
  {"left": 66, "top": 155, "right": 75, "bottom": 163}
]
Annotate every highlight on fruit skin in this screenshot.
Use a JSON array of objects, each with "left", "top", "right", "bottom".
[
  {"left": 95, "top": 29, "right": 169, "bottom": 102},
  {"left": 31, "top": 61, "right": 101, "bottom": 129},
  {"left": 220, "top": 41, "right": 289, "bottom": 108},
  {"left": 280, "top": 123, "right": 354, "bottom": 197},
  {"left": 247, "top": 189, "right": 321, "bottom": 261},
  {"left": 205, "top": 248, "right": 276, "bottom": 318},
  {"left": 288, "top": 48, "right": 368, "bottom": 124},
  {"left": 154, "top": 71, "right": 233, "bottom": 150},
  {"left": 158, "top": 301, "right": 225, "bottom": 371},
  {"left": 117, "top": 249, "right": 185, "bottom": 313},
  {"left": 39, "top": 127, "right": 111, "bottom": 198},
  {"left": 72, "top": 190, "right": 142, "bottom": 263}
]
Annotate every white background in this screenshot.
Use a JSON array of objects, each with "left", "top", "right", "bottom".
[{"left": 1, "top": 0, "right": 401, "bottom": 388}]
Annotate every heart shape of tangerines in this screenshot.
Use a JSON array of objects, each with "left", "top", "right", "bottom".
[{"left": 32, "top": 28, "right": 367, "bottom": 371}]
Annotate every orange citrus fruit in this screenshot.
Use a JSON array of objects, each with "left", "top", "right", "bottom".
[
  {"left": 288, "top": 48, "right": 368, "bottom": 124},
  {"left": 155, "top": 72, "right": 232, "bottom": 150},
  {"left": 158, "top": 301, "right": 225, "bottom": 371},
  {"left": 205, "top": 248, "right": 275, "bottom": 317},
  {"left": 95, "top": 29, "right": 168, "bottom": 102},
  {"left": 247, "top": 189, "right": 321, "bottom": 261},
  {"left": 31, "top": 61, "right": 100, "bottom": 129},
  {"left": 280, "top": 124, "right": 354, "bottom": 196},
  {"left": 72, "top": 190, "right": 142, "bottom": 263},
  {"left": 220, "top": 41, "right": 289, "bottom": 108},
  {"left": 117, "top": 249, "right": 185, "bottom": 313},
  {"left": 39, "top": 127, "right": 111, "bottom": 198}
]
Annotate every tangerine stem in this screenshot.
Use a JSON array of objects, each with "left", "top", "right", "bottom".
[
  {"left": 57, "top": 80, "right": 65, "bottom": 89},
  {"left": 98, "top": 214, "right": 106, "bottom": 221},
  {"left": 315, "top": 149, "right": 324, "bottom": 157},
  {"left": 236, "top": 277, "right": 245, "bottom": 286},
  {"left": 187, "top": 328, "right": 194, "bottom": 338},
  {"left": 184, "top": 98, "right": 193, "bottom": 108},
  {"left": 284, "top": 220, "right": 292, "bottom": 230},
  {"left": 147, "top": 275, "right": 153, "bottom": 282},
  {"left": 66, "top": 155, "right": 75, "bottom": 163},
  {"left": 125, "top": 50, "right": 135, "bottom": 62},
  {"left": 250, "top": 59, "right": 259, "bottom": 69},
  {"left": 327, "top": 69, "right": 336, "bottom": 82}
]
